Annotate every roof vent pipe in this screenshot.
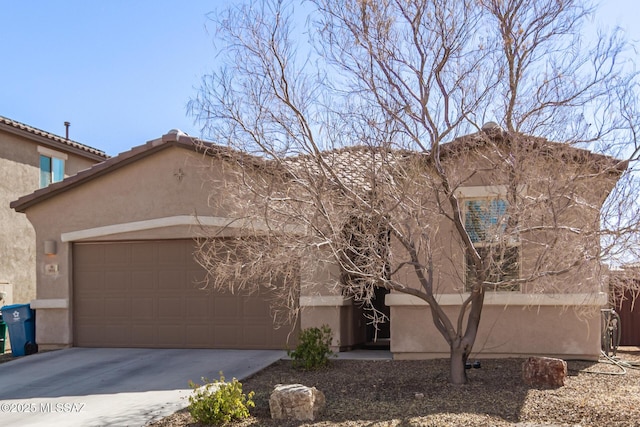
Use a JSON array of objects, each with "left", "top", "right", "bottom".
[
  {"left": 481, "top": 121, "right": 502, "bottom": 132},
  {"left": 481, "top": 121, "right": 506, "bottom": 141},
  {"left": 64, "top": 121, "right": 70, "bottom": 140}
]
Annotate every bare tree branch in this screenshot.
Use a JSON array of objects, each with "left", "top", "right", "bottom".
[{"left": 189, "top": 0, "right": 640, "bottom": 384}]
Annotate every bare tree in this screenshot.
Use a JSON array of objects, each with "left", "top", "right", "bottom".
[{"left": 189, "top": 0, "right": 640, "bottom": 384}]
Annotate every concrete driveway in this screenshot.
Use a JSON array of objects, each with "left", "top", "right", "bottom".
[{"left": 0, "top": 348, "right": 285, "bottom": 427}]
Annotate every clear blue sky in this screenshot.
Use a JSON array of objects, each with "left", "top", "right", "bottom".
[{"left": 1, "top": 1, "right": 638, "bottom": 157}]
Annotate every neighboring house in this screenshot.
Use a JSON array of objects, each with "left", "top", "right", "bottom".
[
  {"left": 609, "top": 264, "right": 640, "bottom": 346},
  {"left": 11, "top": 128, "right": 623, "bottom": 359},
  {"left": 0, "top": 116, "right": 107, "bottom": 307}
]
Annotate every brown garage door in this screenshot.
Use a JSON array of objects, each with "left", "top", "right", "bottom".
[{"left": 73, "top": 240, "right": 296, "bottom": 349}]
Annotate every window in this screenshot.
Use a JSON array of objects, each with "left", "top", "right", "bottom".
[
  {"left": 341, "top": 214, "right": 391, "bottom": 291},
  {"left": 38, "top": 147, "right": 67, "bottom": 188},
  {"left": 465, "top": 199, "right": 508, "bottom": 243},
  {"left": 464, "top": 198, "right": 520, "bottom": 291}
]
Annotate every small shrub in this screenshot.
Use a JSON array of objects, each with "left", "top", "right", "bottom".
[
  {"left": 187, "top": 372, "right": 255, "bottom": 425},
  {"left": 288, "top": 325, "right": 334, "bottom": 370}
]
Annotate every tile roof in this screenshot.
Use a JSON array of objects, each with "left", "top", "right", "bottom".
[
  {"left": 283, "top": 146, "right": 412, "bottom": 192},
  {"left": 11, "top": 128, "right": 626, "bottom": 213},
  {"left": 0, "top": 115, "right": 108, "bottom": 160},
  {"left": 281, "top": 132, "right": 626, "bottom": 193},
  {"left": 440, "top": 131, "right": 627, "bottom": 173}
]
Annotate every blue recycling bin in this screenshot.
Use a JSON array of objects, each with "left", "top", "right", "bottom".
[
  {"left": 0, "top": 313, "right": 5, "bottom": 354},
  {"left": 1, "top": 304, "right": 38, "bottom": 357}
]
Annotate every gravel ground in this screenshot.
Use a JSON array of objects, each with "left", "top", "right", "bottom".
[
  {"left": 0, "top": 352, "right": 13, "bottom": 364},
  {"left": 148, "top": 348, "right": 640, "bottom": 427},
  {"left": 3, "top": 348, "right": 637, "bottom": 426}
]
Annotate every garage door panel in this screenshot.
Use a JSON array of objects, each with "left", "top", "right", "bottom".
[
  {"left": 103, "top": 323, "right": 131, "bottom": 346},
  {"left": 75, "top": 298, "right": 104, "bottom": 318},
  {"left": 159, "top": 324, "right": 185, "bottom": 347},
  {"left": 74, "top": 240, "right": 297, "bottom": 349},
  {"left": 158, "top": 243, "right": 186, "bottom": 265},
  {"left": 185, "top": 325, "right": 211, "bottom": 346},
  {"left": 104, "top": 244, "right": 130, "bottom": 265},
  {"left": 75, "top": 324, "right": 100, "bottom": 346},
  {"left": 158, "top": 270, "right": 185, "bottom": 291},
  {"left": 74, "top": 244, "right": 106, "bottom": 267},
  {"left": 75, "top": 272, "right": 104, "bottom": 292},
  {"left": 188, "top": 272, "right": 207, "bottom": 290},
  {"left": 131, "top": 243, "right": 156, "bottom": 265},
  {"left": 105, "top": 297, "right": 131, "bottom": 319},
  {"left": 244, "top": 326, "right": 269, "bottom": 346},
  {"left": 214, "top": 296, "right": 241, "bottom": 318},
  {"left": 214, "top": 325, "right": 239, "bottom": 347},
  {"left": 185, "top": 297, "right": 210, "bottom": 319},
  {"left": 132, "top": 271, "right": 156, "bottom": 290},
  {"left": 132, "top": 297, "right": 155, "bottom": 319},
  {"left": 244, "top": 298, "right": 271, "bottom": 317},
  {"left": 157, "top": 297, "right": 182, "bottom": 318},
  {"left": 105, "top": 271, "right": 130, "bottom": 291},
  {"left": 131, "top": 324, "right": 156, "bottom": 346}
]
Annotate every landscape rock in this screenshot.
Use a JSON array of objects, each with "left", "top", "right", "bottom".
[
  {"left": 522, "top": 356, "right": 567, "bottom": 388},
  {"left": 269, "top": 383, "right": 326, "bottom": 421}
]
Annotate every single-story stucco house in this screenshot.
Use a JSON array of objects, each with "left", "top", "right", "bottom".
[{"left": 11, "top": 128, "right": 623, "bottom": 359}]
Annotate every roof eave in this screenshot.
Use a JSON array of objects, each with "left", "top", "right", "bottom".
[
  {"left": 0, "top": 121, "right": 108, "bottom": 161},
  {"left": 11, "top": 137, "right": 194, "bottom": 213}
]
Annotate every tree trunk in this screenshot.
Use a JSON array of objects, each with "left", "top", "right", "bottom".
[
  {"left": 448, "top": 286, "right": 484, "bottom": 385},
  {"left": 449, "top": 342, "right": 469, "bottom": 385}
]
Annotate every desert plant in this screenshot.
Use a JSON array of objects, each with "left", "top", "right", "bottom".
[
  {"left": 187, "top": 372, "right": 255, "bottom": 425},
  {"left": 288, "top": 325, "right": 334, "bottom": 370}
]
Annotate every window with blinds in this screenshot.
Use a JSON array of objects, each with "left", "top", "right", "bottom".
[
  {"left": 464, "top": 199, "right": 508, "bottom": 243},
  {"left": 464, "top": 198, "right": 520, "bottom": 291}
]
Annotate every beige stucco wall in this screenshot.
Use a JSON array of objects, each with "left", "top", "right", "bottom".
[
  {"left": 1, "top": 131, "right": 99, "bottom": 305},
  {"left": 391, "top": 146, "right": 613, "bottom": 297},
  {"left": 299, "top": 246, "right": 368, "bottom": 350},
  {"left": 383, "top": 143, "right": 616, "bottom": 360},
  {"left": 24, "top": 146, "right": 227, "bottom": 346},
  {"left": 388, "top": 293, "right": 604, "bottom": 359}
]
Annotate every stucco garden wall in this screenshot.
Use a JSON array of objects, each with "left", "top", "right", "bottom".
[{"left": 388, "top": 293, "right": 604, "bottom": 360}]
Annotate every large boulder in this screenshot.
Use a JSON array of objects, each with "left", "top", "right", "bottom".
[
  {"left": 269, "top": 384, "right": 326, "bottom": 421},
  {"left": 522, "top": 356, "right": 567, "bottom": 388}
]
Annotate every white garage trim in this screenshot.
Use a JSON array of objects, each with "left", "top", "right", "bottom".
[
  {"left": 61, "top": 215, "right": 305, "bottom": 242},
  {"left": 30, "top": 298, "right": 69, "bottom": 309},
  {"left": 61, "top": 216, "right": 251, "bottom": 242}
]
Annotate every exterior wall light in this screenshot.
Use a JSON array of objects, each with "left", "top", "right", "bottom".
[{"left": 44, "top": 240, "right": 57, "bottom": 255}]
